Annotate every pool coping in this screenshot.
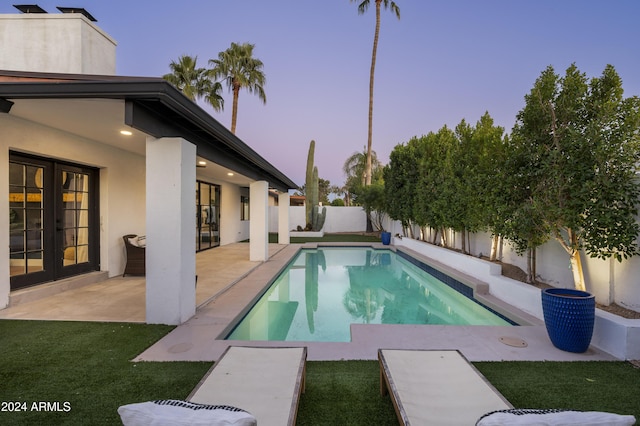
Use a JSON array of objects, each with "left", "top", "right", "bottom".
[{"left": 134, "top": 243, "right": 618, "bottom": 363}]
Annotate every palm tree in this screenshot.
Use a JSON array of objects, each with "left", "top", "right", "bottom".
[
  {"left": 351, "top": 0, "right": 400, "bottom": 185},
  {"left": 343, "top": 148, "right": 382, "bottom": 187},
  {"left": 343, "top": 147, "right": 383, "bottom": 207},
  {"left": 163, "top": 55, "right": 224, "bottom": 111},
  {"left": 210, "top": 42, "right": 266, "bottom": 134}
]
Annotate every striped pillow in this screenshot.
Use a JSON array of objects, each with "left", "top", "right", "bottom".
[
  {"left": 476, "top": 408, "right": 636, "bottom": 425},
  {"left": 118, "top": 400, "right": 257, "bottom": 426}
]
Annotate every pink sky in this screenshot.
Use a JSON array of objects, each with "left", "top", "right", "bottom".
[{"left": 4, "top": 1, "right": 639, "bottom": 188}]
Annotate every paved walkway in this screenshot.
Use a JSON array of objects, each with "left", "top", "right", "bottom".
[
  {"left": 0, "top": 243, "right": 286, "bottom": 322},
  {"left": 0, "top": 242, "right": 618, "bottom": 362}
]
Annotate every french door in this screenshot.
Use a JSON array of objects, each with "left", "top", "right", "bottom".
[
  {"left": 9, "top": 153, "right": 100, "bottom": 290},
  {"left": 196, "top": 181, "right": 220, "bottom": 251}
]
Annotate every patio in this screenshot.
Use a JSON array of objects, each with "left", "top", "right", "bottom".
[
  {"left": 0, "top": 243, "right": 287, "bottom": 322},
  {"left": 0, "top": 242, "right": 618, "bottom": 363}
]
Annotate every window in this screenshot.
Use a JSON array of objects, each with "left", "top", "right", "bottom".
[{"left": 241, "top": 195, "right": 249, "bottom": 221}]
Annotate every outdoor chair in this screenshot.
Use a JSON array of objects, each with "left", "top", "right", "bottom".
[{"left": 122, "top": 234, "right": 145, "bottom": 276}]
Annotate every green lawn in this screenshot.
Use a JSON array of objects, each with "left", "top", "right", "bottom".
[{"left": 1, "top": 321, "right": 638, "bottom": 425}]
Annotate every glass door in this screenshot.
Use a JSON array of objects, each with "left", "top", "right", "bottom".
[
  {"left": 196, "top": 181, "right": 220, "bottom": 251},
  {"left": 9, "top": 157, "right": 50, "bottom": 287},
  {"left": 56, "top": 163, "right": 98, "bottom": 279},
  {"left": 9, "top": 153, "right": 99, "bottom": 289}
]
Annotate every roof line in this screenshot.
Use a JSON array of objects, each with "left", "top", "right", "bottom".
[{"left": 0, "top": 72, "right": 297, "bottom": 190}]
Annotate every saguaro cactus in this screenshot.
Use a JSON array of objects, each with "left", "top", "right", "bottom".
[
  {"left": 311, "top": 205, "right": 326, "bottom": 232},
  {"left": 305, "top": 140, "right": 315, "bottom": 225},
  {"left": 303, "top": 139, "right": 326, "bottom": 231}
]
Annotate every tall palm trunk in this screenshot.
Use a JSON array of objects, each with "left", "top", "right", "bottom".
[
  {"left": 365, "top": 0, "right": 381, "bottom": 186},
  {"left": 231, "top": 81, "right": 240, "bottom": 134}
]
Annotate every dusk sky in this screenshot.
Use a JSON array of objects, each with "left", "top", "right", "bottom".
[{"left": 4, "top": 1, "right": 639, "bottom": 189}]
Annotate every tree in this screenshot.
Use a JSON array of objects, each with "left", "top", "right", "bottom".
[
  {"left": 416, "top": 126, "right": 457, "bottom": 247},
  {"left": 163, "top": 55, "right": 224, "bottom": 111},
  {"left": 384, "top": 137, "right": 422, "bottom": 237},
  {"left": 359, "top": 182, "right": 387, "bottom": 231},
  {"left": 350, "top": 0, "right": 400, "bottom": 186},
  {"left": 210, "top": 42, "right": 266, "bottom": 134},
  {"left": 342, "top": 147, "right": 383, "bottom": 205},
  {"left": 455, "top": 113, "right": 508, "bottom": 255},
  {"left": 329, "top": 185, "right": 347, "bottom": 205},
  {"left": 511, "top": 64, "right": 640, "bottom": 291},
  {"left": 318, "top": 178, "right": 332, "bottom": 205}
]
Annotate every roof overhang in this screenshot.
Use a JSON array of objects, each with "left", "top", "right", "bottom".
[{"left": 0, "top": 70, "right": 297, "bottom": 192}]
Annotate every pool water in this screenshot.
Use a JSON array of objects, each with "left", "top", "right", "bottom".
[{"left": 226, "top": 247, "right": 512, "bottom": 342}]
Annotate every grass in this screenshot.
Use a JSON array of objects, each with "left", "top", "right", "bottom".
[
  {"left": 0, "top": 321, "right": 211, "bottom": 425},
  {"left": 475, "top": 361, "right": 640, "bottom": 417},
  {"left": 1, "top": 321, "right": 639, "bottom": 425},
  {"left": 298, "top": 361, "right": 397, "bottom": 425}
]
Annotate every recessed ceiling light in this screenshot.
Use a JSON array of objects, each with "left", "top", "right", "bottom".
[
  {"left": 198, "top": 161, "right": 207, "bottom": 166},
  {"left": 227, "top": 172, "right": 234, "bottom": 176},
  {"left": 120, "top": 130, "right": 133, "bottom": 136}
]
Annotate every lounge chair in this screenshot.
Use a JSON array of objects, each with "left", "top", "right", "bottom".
[
  {"left": 188, "top": 346, "right": 307, "bottom": 426},
  {"left": 378, "top": 349, "right": 512, "bottom": 425}
]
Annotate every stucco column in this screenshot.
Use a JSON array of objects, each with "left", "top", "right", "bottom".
[
  {"left": 250, "top": 181, "right": 269, "bottom": 261},
  {"left": 145, "top": 137, "right": 196, "bottom": 325},
  {"left": 0, "top": 144, "right": 9, "bottom": 308},
  {"left": 278, "top": 192, "right": 290, "bottom": 245}
]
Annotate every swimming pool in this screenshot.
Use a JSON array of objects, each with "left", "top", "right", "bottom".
[{"left": 226, "top": 247, "right": 513, "bottom": 342}]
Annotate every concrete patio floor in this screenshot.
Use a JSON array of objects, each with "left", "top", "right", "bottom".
[
  {"left": 0, "top": 243, "right": 287, "bottom": 322},
  {"left": 0, "top": 242, "right": 618, "bottom": 363}
]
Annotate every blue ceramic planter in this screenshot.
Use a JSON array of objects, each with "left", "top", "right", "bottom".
[
  {"left": 381, "top": 231, "right": 391, "bottom": 245},
  {"left": 541, "top": 288, "right": 595, "bottom": 353}
]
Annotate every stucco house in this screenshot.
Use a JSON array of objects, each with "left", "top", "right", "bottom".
[{"left": 0, "top": 8, "right": 296, "bottom": 324}]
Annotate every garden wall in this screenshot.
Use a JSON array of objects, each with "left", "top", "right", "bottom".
[{"left": 268, "top": 206, "right": 367, "bottom": 233}]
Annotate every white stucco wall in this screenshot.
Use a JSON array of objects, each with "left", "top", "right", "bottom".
[
  {"left": 2, "top": 113, "right": 146, "bottom": 281},
  {"left": 269, "top": 206, "right": 368, "bottom": 233},
  {"left": 0, "top": 14, "right": 116, "bottom": 75},
  {"left": 429, "top": 229, "right": 640, "bottom": 311}
]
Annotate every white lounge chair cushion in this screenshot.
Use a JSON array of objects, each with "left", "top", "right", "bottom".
[
  {"left": 118, "top": 400, "right": 257, "bottom": 426},
  {"left": 476, "top": 408, "right": 636, "bottom": 425},
  {"left": 380, "top": 350, "right": 512, "bottom": 425},
  {"left": 189, "top": 346, "right": 306, "bottom": 426}
]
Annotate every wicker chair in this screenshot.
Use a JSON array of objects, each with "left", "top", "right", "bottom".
[{"left": 122, "top": 234, "right": 145, "bottom": 276}]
